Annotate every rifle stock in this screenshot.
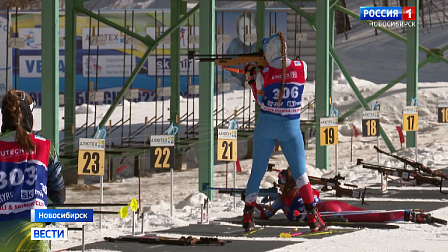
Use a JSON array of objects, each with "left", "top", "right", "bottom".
[
  {"left": 188, "top": 49, "right": 268, "bottom": 73},
  {"left": 309, "top": 176, "right": 362, "bottom": 199},
  {"left": 374, "top": 146, "right": 448, "bottom": 180},
  {"left": 358, "top": 159, "right": 443, "bottom": 188}
]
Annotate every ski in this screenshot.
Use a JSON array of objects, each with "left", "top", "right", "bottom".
[
  {"left": 280, "top": 228, "right": 358, "bottom": 238},
  {"left": 218, "top": 218, "right": 400, "bottom": 229},
  {"left": 104, "top": 235, "right": 229, "bottom": 246},
  {"left": 239, "top": 227, "right": 265, "bottom": 237}
]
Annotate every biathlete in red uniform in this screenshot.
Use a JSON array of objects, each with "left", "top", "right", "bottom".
[{"left": 254, "top": 168, "right": 404, "bottom": 223}]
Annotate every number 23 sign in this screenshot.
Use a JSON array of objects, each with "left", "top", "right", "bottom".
[
  {"left": 78, "top": 138, "right": 106, "bottom": 175},
  {"left": 150, "top": 135, "right": 175, "bottom": 169}
]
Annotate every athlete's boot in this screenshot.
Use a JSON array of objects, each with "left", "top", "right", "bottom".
[
  {"left": 305, "top": 203, "right": 328, "bottom": 232},
  {"left": 242, "top": 205, "right": 255, "bottom": 231}
]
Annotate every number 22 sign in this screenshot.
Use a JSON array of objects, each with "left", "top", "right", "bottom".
[
  {"left": 78, "top": 138, "right": 106, "bottom": 175},
  {"left": 150, "top": 135, "right": 175, "bottom": 169}
]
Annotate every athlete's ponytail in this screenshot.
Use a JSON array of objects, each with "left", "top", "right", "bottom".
[
  {"left": 276, "top": 32, "right": 287, "bottom": 108},
  {"left": 1, "top": 89, "right": 36, "bottom": 151}
]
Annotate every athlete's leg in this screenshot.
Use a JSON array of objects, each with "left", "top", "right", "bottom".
[
  {"left": 317, "top": 201, "right": 404, "bottom": 222},
  {"left": 278, "top": 118, "right": 327, "bottom": 231},
  {"left": 244, "top": 113, "right": 277, "bottom": 206},
  {"left": 242, "top": 113, "right": 277, "bottom": 230},
  {"left": 277, "top": 119, "right": 313, "bottom": 204}
]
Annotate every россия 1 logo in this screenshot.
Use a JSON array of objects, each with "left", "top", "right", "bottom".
[{"left": 360, "top": 6, "right": 416, "bottom": 28}]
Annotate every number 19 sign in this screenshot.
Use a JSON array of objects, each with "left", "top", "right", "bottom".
[
  {"left": 217, "top": 129, "right": 238, "bottom": 161},
  {"left": 78, "top": 138, "right": 106, "bottom": 175},
  {"left": 319, "top": 117, "right": 339, "bottom": 146}
]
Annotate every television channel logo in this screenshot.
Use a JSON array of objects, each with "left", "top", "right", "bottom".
[
  {"left": 360, "top": 7, "right": 416, "bottom": 28},
  {"left": 31, "top": 228, "right": 68, "bottom": 240}
]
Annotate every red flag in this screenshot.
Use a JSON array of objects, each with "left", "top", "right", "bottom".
[
  {"left": 236, "top": 157, "right": 242, "bottom": 172},
  {"left": 115, "top": 165, "right": 127, "bottom": 173},
  {"left": 353, "top": 125, "right": 359, "bottom": 137},
  {"left": 396, "top": 126, "right": 405, "bottom": 144}
]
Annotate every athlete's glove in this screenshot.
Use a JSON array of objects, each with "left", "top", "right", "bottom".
[{"left": 244, "top": 64, "right": 257, "bottom": 85}]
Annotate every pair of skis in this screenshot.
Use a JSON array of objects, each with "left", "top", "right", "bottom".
[
  {"left": 105, "top": 235, "right": 229, "bottom": 246},
  {"left": 279, "top": 228, "right": 357, "bottom": 238}
]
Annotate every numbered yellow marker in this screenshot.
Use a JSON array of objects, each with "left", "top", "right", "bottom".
[
  {"left": 319, "top": 117, "right": 338, "bottom": 146},
  {"left": 77, "top": 138, "right": 105, "bottom": 175},
  {"left": 402, "top": 106, "right": 418, "bottom": 131},
  {"left": 217, "top": 129, "right": 238, "bottom": 161},
  {"left": 150, "top": 135, "right": 175, "bottom": 169},
  {"left": 362, "top": 111, "right": 380, "bottom": 137},
  {"left": 438, "top": 100, "right": 448, "bottom": 123}
]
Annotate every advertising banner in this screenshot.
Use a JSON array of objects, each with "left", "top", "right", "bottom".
[
  {"left": 4, "top": 10, "right": 287, "bottom": 105},
  {"left": 0, "top": 11, "right": 11, "bottom": 98}
]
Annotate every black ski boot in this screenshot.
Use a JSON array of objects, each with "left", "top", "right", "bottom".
[
  {"left": 305, "top": 203, "right": 328, "bottom": 232},
  {"left": 242, "top": 205, "right": 255, "bottom": 231}
]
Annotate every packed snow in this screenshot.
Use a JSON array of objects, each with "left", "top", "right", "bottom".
[{"left": 2, "top": 2, "right": 448, "bottom": 252}]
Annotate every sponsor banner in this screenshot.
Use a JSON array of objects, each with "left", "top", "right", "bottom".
[
  {"left": 19, "top": 55, "right": 65, "bottom": 78},
  {"left": 146, "top": 26, "right": 199, "bottom": 48},
  {"left": 31, "top": 228, "right": 68, "bottom": 240},
  {"left": 147, "top": 55, "right": 199, "bottom": 76},
  {"left": 82, "top": 55, "right": 136, "bottom": 77},
  {"left": 0, "top": 13, "right": 12, "bottom": 97},
  {"left": 82, "top": 27, "right": 135, "bottom": 50},
  {"left": 18, "top": 28, "right": 65, "bottom": 50},
  {"left": 79, "top": 138, "right": 106, "bottom": 151},
  {"left": 150, "top": 135, "right": 175, "bottom": 147},
  {"left": 31, "top": 209, "right": 94, "bottom": 222}
]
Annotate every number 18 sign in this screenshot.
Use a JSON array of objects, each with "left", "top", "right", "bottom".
[
  {"left": 78, "top": 138, "right": 106, "bottom": 175},
  {"left": 319, "top": 117, "right": 338, "bottom": 146}
]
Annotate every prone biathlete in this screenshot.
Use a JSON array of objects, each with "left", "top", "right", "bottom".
[
  {"left": 255, "top": 168, "right": 405, "bottom": 223},
  {"left": 0, "top": 89, "right": 66, "bottom": 252},
  {"left": 242, "top": 32, "right": 327, "bottom": 232}
]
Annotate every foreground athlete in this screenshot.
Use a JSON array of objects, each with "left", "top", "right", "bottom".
[
  {"left": 0, "top": 89, "right": 66, "bottom": 252},
  {"left": 242, "top": 32, "right": 327, "bottom": 232}
]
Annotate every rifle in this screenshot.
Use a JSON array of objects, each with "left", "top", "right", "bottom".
[
  {"left": 187, "top": 49, "right": 268, "bottom": 74},
  {"left": 357, "top": 159, "right": 446, "bottom": 194},
  {"left": 374, "top": 146, "right": 448, "bottom": 181},
  {"left": 218, "top": 187, "right": 280, "bottom": 203},
  {"left": 308, "top": 175, "right": 367, "bottom": 200}
]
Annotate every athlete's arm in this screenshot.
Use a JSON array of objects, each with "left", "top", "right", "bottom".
[{"left": 47, "top": 148, "right": 66, "bottom": 204}]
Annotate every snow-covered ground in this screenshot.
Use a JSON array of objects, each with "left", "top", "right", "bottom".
[{"left": 2, "top": 2, "right": 448, "bottom": 252}]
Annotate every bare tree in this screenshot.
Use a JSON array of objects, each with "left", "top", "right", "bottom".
[
  {"left": 335, "top": 0, "right": 351, "bottom": 37},
  {"left": 382, "top": 0, "right": 389, "bottom": 6}
]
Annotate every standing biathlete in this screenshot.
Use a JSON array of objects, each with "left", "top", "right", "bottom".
[
  {"left": 242, "top": 32, "right": 327, "bottom": 232},
  {"left": 0, "top": 89, "right": 66, "bottom": 252}
]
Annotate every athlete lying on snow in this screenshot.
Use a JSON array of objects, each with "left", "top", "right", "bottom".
[{"left": 254, "top": 168, "right": 405, "bottom": 223}]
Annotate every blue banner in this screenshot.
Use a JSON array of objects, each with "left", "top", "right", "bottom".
[
  {"left": 360, "top": 7, "right": 403, "bottom": 20},
  {"left": 31, "top": 209, "right": 93, "bottom": 222}
]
